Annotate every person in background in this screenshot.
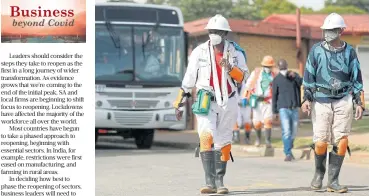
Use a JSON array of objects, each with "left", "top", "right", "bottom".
[
  {"left": 139, "top": 40, "right": 163, "bottom": 77},
  {"left": 302, "top": 13, "right": 364, "bottom": 193},
  {"left": 244, "top": 56, "right": 276, "bottom": 147},
  {"left": 233, "top": 82, "right": 253, "bottom": 144},
  {"left": 173, "top": 14, "right": 249, "bottom": 194},
  {"left": 272, "top": 59, "right": 302, "bottom": 161}
]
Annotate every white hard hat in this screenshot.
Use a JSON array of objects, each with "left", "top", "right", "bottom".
[
  {"left": 320, "top": 13, "right": 346, "bottom": 30},
  {"left": 205, "top": 14, "right": 232, "bottom": 32}
]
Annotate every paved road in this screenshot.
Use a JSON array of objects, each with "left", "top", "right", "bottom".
[{"left": 95, "top": 137, "right": 369, "bottom": 196}]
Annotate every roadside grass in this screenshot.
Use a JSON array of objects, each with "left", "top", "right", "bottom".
[
  {"left": 271, "top": 137, "right": 312, "bottom": 149},
  {"left": 349, "top": 144, "right": 369, "bottom": 152},
  {"left": 297, "top": 116, "right": 369, "bottom": 134},
  {"left": 270, "top": 116, "right": 369, "bottom": 152},
  {"left": 269, "top": 138, "right": 369, "bottom": 152}
]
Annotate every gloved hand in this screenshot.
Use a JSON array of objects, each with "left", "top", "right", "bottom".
[
  {"left": 303, "top": 88, "right": 314, "bottom": 102},
  {"left": 353, "top": 92, "right": 363, "bottom": 106}
]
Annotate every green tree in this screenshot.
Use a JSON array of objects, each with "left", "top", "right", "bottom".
[
  {"left": 143, "top": 0, "right": 367, "bottom": 22},
  {"left": 300, "top": 7, "right": 315, "bottom": 14},
  {"left": 146, "top": 0, "right": 168, "bottom": 4},
  {"left": 317, "top": 5, "right": 367, "bottom": 14},
  {"left": 170, "top": 0, "right": 234, "bottom": 22},
  {"left": 325, "top": 0, "right": 369, "bottom": 12},
  {"left": 230, "top": 0, "right": 299, "bottom": 20},
  {"left": 145, "top": 0, "right": 264, "bottom": 21},
  {"left": 258, "top": 0, "right": 297, "bottom": 18},
  {"left": 230, "top": 0, "right": 263, "bottom": 20},
  {"left": 144, "top": 0, "right": 309, "bottom": 21},
  {"left": 109, "top": 0, "right": 135, "bottom": 2}
]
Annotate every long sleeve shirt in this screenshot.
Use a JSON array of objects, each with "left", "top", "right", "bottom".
[
  {"left": 180, "top": 40, "right": 249, "bottom": 106},
  {"left": 302, "top": 41, "right": 363, "bottom": 103},
  {"left": 272, "top": 72, "right": 302, "bottom": 114},
  {"left": 245, "top": 68, "right": 274, "bottom": 99}
]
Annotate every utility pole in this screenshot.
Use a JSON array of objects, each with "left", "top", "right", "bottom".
[
  {"left": 296, "top": 8, "right": 306, "bottom": 119},
  {"left": 296, "top": 8, "right": 303, "bottom": 76}
]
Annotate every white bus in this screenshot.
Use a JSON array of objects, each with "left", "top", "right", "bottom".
[{"left": 95, "top": 2, "right": 188, "bottom": 148}]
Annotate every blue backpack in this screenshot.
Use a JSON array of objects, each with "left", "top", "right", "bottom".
[
  {"left": 229, "top": 40, "right": 249, "bottom": 105},
  {"left": 229, "top": 40, "right": 247, "bottom": 63}
]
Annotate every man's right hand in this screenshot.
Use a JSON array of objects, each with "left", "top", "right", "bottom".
[
  {"left": 355, "top": 105, "right": 364, "bottom": 120},
  {"left": 175, "top": 109, "right": 184, "bottom": 121},
  {"left": 301, "top": 101, "right": 311, "bottom": 116},
  {"left": 287, "top": 70, "right": 296, "bottom": 78}
]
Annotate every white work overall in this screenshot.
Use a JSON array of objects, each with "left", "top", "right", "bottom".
[
  {"left": 182, "top": 40, "right": 249, "bottom": 150},
  {"left": 246, "top": 69, "right": 274, "bottom": 127},
  {"left": 236, "top": 82, "right": 252, "bottom": 128}
]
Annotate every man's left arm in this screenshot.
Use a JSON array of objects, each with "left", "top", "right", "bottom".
[
  {"left": 350, "top": 50, "right": 365, "bottom": 109},
  {"left": 228, "top": 50, "right": 250, "bottom": 83},
  {"left": 293, "top": 73, "right": 303, "bottom": 86}
]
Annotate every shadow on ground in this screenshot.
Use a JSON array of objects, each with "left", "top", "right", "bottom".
[
  {"left": 95, "top": 143, "right": 136, "bottom": 150},
  {"left": 96, "top": 139, "right": 197, "bottom": 149},
  {"left": 221, "top": 185, "right": 369, "bottom": 195},
  {"left": 95, "top": 138, "right": 195, "bottom": 157}
]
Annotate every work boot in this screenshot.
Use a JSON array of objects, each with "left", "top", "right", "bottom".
[
  {"left": 310, "top": 148, "right": 327, "bottom": 190},
  {"left": 214, "top": 151, "right": 229, "bottom": 194},
  {"left": 284, "top": 155, "right": 293, "bottom": 162},
  {"left": 200, "top": 151, "right": 217, "bottom": 194},
  {"left": 264, "top": 129, "right": 272, "bottom": 148},
  {"left": 327, "top": 151, "right": 348, "bottom": 193},
  {"left": 244, "top": 132, "right": 251, "bottom": 145},
  {"left": 232, "top": 131, "right": 240, "bottom": 144},
  {"left": 254, "top": 130, "right": 261, "bottom": 147}
]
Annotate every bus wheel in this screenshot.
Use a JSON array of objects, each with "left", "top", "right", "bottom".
[
  {"left": 95, "top": 129, "right": 99, "bottom": 144},
  {"left": 135, "top": 129, "right": 154, "bottom": 149}
]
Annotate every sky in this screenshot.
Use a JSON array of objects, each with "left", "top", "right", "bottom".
[
  {"left": 288, "top": 0, "right": 325, "bottom": 11},
  {"left": 95, "top": 0, "right": 325, "bottom": 11}
]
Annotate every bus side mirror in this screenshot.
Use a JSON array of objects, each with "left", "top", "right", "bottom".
[{"left": 184, "top": 31, "right": 189, "bottom": 67}]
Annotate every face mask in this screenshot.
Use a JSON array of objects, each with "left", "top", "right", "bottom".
[
  {"left": 263, "top": 67, "right": 271, "bottom": 73},
  {"left": 209, "top": 34, "right": 222, "bottom": 45},
  {"left": 324, "top": 29, "right": 340, "bottom": 42},
  {"left": 279, "top": 70, "right": 287, "bottom": 76}
]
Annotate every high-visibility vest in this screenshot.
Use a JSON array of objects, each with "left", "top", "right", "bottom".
[{"left": 243, "top": 68, "right": 276, "bottom": 101}]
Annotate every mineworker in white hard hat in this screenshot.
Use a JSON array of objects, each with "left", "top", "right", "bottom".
[
  {"left": 173, "top": 14, "right": 249, "bottom": 194},
  {"left": 302, "top": 13, "right": 364, "bottom": 193}
]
